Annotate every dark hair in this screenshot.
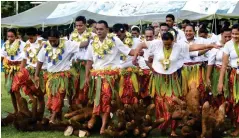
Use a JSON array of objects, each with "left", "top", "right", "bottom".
[
  {"left": 26, "top": 27, "right": 37, "bottom": 36},
  {"left": 132, "top": 27, "right": 140, "bottom": 33},
  {"left": 199, "top": 27, "right": 208, "bottom": 34},
  {"left": 7, "top": 28, "right": 17, "bottom": 36},
  {"left": 112, "top": 23, "right": 125, "bottom": 33},
  {"left": 47, "top": 29, "right": 60, "bottom": 38},
  {"left": 182, "top": 19, "right": 190, "bottom": 25},
  {"left": 37, "top": 30, "right": 43, "bottom": 36},
  {"left": 162, "top": 32, "right": 174, "bottom": 41},
  {"left": 145, "top": 27, "right": 154, "bottom": 34},
  {"left": 160, "top": 23, "right": 169, "bottom": 28},
  {"left": 221, "top": 27, "right": 232, "bottom": 33},
  {"left": 185, "top": 24, "right": 195, "bottom": 32},
  {"left": 232, "top": 24, "right": 239, "bottom": 31},
  {"left": 123, "top": 24, "right": 129, "bottom": 31},
  {"left": 168, "top": 28, "right": 178, "bottom": 39},
  {"left": 223, "top": 21, "right": 230, "bottom": 28},
  {"left": 75, "top": 16, "right": 86, "bottom": 24},
  {"left": 97, "top": 20, "right": 108, "bottom": 28},
  {"left": 87, "top": 19, "right": 96, "bottom": 27},
  {"left": 166, "top": 14, "right": 175, "bottom": 21}
]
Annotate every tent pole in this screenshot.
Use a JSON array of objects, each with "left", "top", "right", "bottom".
[
  {"left": 42, "top": 23, "right": 44, "bottom": 31},
  {"left": 211, "top": 15, "right": 215, "bottom": 34},
  {"left": 140, "top": 19, "right": 142, "bottom": 34},
  {"left": 214, "top": 14, "right": 217, "bottom": 34}
]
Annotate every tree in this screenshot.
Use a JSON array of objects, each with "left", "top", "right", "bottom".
[{"left": 1, "top": 1, "right": 34, "bottom": 18}]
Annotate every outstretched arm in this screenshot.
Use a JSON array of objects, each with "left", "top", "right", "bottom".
[
  {"left": 189, "top": 44, "right": 220, "bottom": 52},
  {"left": 132, "top": 42, "right": 148, "bottom": 65}
]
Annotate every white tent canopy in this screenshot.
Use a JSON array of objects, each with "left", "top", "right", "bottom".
[{"left": 1, "top": 0, "right": 239, "bottom": 28}]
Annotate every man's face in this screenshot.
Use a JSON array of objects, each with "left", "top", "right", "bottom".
[
  {"left": 114, "top": 30, "right": 125, "bottom": 41},
  {"left": 221, "top": 31, "right": 231, "bottom": 43},
  {"left": 163, "top": 39, "right": 173, "bottom": 49},
  {"left": 96, "top": 23, "right": 108, "bottom": 39},
  {"left": 182, "top": 23, "right": 187, "bottom": 32},
  {"left": 7, "top": 32, "right": 16, "bottom": 43},
  {"left": 199, "top": 33, "right": 208, "bottom": 39},
  {"left": 185, "top": 26, "right": 195, "bottom": 41},
  {"left": 28, "top": 35, "right": 37, "bottom": 43},
  {"left": 160, "top": 26, "right": 169, "bottom": 35},
  {"left": 48, "top": 37, "right": 59, "bottom": 47},
  {"left": 91, "top": 23, "right": 97, "bottom": 33},
  {"left": 131, "top": 30, "right": 140, "bottom": 38},
  {"left": 75, "top": 21, "right": 86, "bottom": 34},
  {"left": 232, "top": 29, "right": 239, "bottom": 42},
  {"left": 166, "top": 17, "right": 174, "bottom": 28},
  {"left": 145, "top": 30, "right": 154, "bottom": 41},
  {"left": 152, "top": 23, "right": 159, "bottom": 30}
]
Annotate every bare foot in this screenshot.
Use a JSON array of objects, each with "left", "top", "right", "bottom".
[
  {"left": 100, "top": 127, "right": 105, "bottom": 135},
  {"left": 171, "top": 130, "right": 178, "bottom": 137},
  {"left": 87, "top": 117, "right": 96, "bottom": 129},
  {"left": 231, "top": 129, "right": 239, "bottom": 137}
]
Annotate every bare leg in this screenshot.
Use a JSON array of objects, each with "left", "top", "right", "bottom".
[
  {"left": 231, "top": 123, "right": 239, "bottom": 137},
  {"left": 10, "top": 91, "right": 18, "bottom": 113},
  {"left": 88, "top": 114, "right": 96, "bottom": 129},
  {"left": 100, "top": 113, "right": 109, "bottom": 134},
  {"left": 50, "top": 111, "right": 57, "bottom": 124}
]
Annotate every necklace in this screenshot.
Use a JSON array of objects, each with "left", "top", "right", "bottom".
[
  {"left": 5, "top": 40, "right": 20, "bottom": 60},
  {"left": 44, "top": 39, "right": 65, "bottom": 65}
]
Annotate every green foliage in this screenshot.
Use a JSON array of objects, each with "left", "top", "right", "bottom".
[{"left": 1, "top": 1, "right": 34, "bottom": 18}]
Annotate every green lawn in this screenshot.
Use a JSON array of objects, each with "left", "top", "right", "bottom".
[{"left": 0, "top": 73, "right": 235, "bottom": 138}]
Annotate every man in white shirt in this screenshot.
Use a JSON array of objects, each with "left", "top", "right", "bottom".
[
  {"left": 166, "top": 14, "right": 185, "bottom": 42},
  {"left": 69, "top": 16, "right": 95, "bottom": 107},
  {"left": 85, "top": 20, "right": 135, "bottom": 134},
  {"left": 1, "top": 28, "right": 25, "bottom": 114},
  {"left": 34, "top": 29, "right": 89, "bottom": 123},
  {"left": 112, "top": 23, "right": 140, "bottom": 106}
]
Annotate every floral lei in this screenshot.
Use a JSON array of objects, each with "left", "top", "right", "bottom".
[
  {"left": 44, "top": 39, "right": 65, "bottom": 65},
  {"left": 71, "top": 28, "right": 92, "bottom": 43},
  {"left": 120, "top": 32, "right": 133, "bottom": 62},
  {"left": 24, "top": 40, "right": 43, "bottom": 64},
  {"left": 92, "top": 33, "right": 115, "bottom": 59},
  {"left": 5, "top": 40, "right": 21, "bottom": 60},
  {"left": 160, "top": 47, "right": 172, "bottom": 71}
]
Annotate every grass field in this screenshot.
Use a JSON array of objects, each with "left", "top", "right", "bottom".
[{"left": 0, "top": 73, "right": 235, "bottom": 138}]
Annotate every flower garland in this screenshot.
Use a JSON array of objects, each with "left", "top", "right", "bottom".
[
  {"left": 5, "top": 40, "right": 20, "bottom": 60},
  {"left": 44, "top": 39, "right": 65, "bottom": 65},
  {"left": 120, "top": 32, "right": 133, "bottom": 63},
  {"left": 160, "top": 47, "right": 172, "bottom": 70},
  {"left": 92, "top": 33, "right": 115, "bottom": 59},
  {"left": 234, "top": 42, "right": 239, "bottom": 74},
  {"left": 24, "top": 40, "right": 43, "bottom": 64},
  {"left": 71, "top": 28, "right": 92, "bottom": 43}
]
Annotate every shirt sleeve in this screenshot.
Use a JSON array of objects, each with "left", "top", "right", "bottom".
[
  {"left": 115, "top": 37, "right": 131, "bottom": 56},
  {"left": 1, "top": 43, "right": 7, "bottom": 57},
  {"left": 189, "top": 51, "right": 198, "bottom": 57},
  {"left": 66, "top": 40, "right": 80, "bottom": 54},
  {"left": 37, "top": 47, "right": 46, "bottom": 63},
  {"left": 179, "top": 41, "right": 190, "bottom": 59},
  {"left": 85, "top": 43, "right": 93, "bottom": 61},
  {"left": 223, "top": 41, "right": 230, "bottom": 55},
  {"left": 207, "top": 49, "right": 217, "bottom": 65}
]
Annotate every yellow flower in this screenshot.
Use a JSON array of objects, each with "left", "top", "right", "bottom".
[
  {"left": 126, "top": 32, "right": 132, "bottom": 37},
  {"left": 106, "top": 39, "right": 112, "bottom": 45},
  {"left": 29, "top": 52, "right": 35, "bottom": 58},
  {"left": 102, "top": 44, "right": 109, "bottom": 50},
  {"left": 98, "top": 49, "right": 104, "bottom": 55},
  {"left": 52, "top": 54, "right": 57, "bottom": 59},
  {"left": 48, "top": 52, "right": 53, "bottom": 57},
  {"left": 125, "top": 38, "right": 131, "bottom": 44},
  {"left": 56, "top": 49, "right": 62, "bottom": 54},
  {"left": 46, "top": 46, "right": 51, "bottom": 50}
]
